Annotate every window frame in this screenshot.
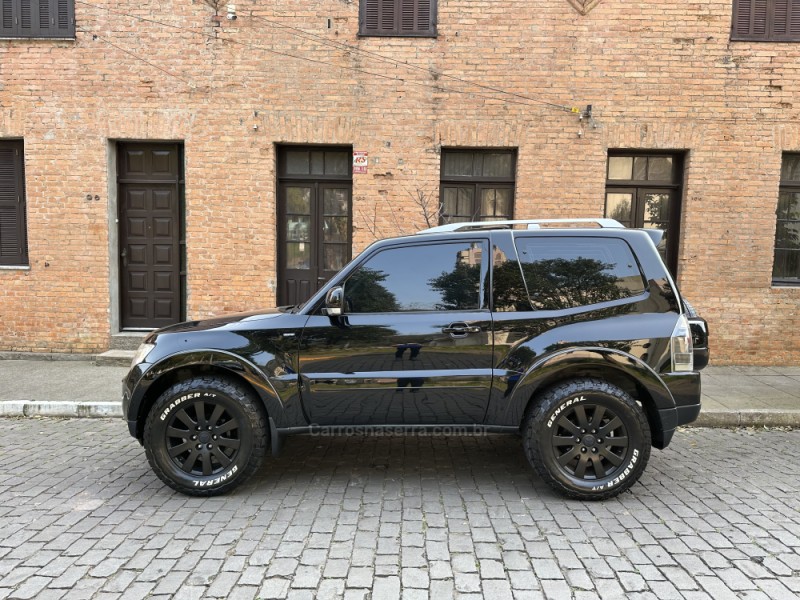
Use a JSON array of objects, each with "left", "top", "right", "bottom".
[
  {"left": 358, "top": 0, "right": 437, "bottom": 38},
  {"left": 604, "top": 150, "right": 684, "bottom": 278},
  {"left": 773, "top": 153, "right": 800, "bottom": 286},
  {"left": 0, "top": 139, "right": 29, "bottom": 267},
  {"left": 731, "top": 0, "right": 800, "bottom": 42},
  {"left": 439, "top": 149, "right": 517, "bottom": 225},
  {"left": 0, "top": 0, "right": 76, "bottom": 39}
]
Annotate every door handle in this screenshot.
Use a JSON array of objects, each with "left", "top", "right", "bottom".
[
  {"left": 442, "top": 322, "right": 481, "bottom": 337},
  {"left": 120, "top": 247, "right": 127, "bottom": 267}
]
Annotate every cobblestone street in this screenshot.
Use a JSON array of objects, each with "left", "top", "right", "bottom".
[{"left": 0, "top": 419, "right": 798, "bottom": 599}]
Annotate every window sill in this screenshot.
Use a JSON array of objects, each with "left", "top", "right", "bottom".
[
  {"left": 730, "top": 36, "right": 800, "bottom": 43},
  {"left": 0, "top": 36, "right": 76, "bottom": 41},
  {"left": 358, "top": 32, "right": 437, "bottom": 38},
  {"left": 0, "top": 265, "right": 30, "bottom": 271},
  {"left": 772, "top": 282, "right": 800, "bottom": 288}
]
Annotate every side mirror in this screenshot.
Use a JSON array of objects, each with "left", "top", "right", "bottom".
[{"left": 325, "top": 286, "right": 344, "bottom": 316}]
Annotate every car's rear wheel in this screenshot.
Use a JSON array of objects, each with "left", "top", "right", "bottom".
[
  {"left": 523, "top": 378, "right": 651, "bottom": 500},
  {"left": 143, "top": 376, "right": 268, "bottom": 496}
]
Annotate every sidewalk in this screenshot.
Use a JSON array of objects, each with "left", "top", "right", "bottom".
[{"left": 0, "top": 358, "right": 798, "bottom": 426}]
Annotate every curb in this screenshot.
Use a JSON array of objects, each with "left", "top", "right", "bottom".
[
  {"left": 1, "top": 402, "right": 798, "bottom": 428},
  {"left": 0, "top": 352, "right": 97, "bottom": 362},
  {"left": 692, "top": 409, "right": 800, "bottom": 428},
  {"left": 0, "top": 401, "right": 122, "bottom": 418}
]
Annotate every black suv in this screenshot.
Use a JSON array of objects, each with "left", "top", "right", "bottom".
[{"left": 123, "top": 219, "right": 709, "bottom": 500}]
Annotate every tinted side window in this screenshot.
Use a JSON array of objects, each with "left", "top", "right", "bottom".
[
  {"left": 345, "top": 242, "right": 486, "bottom": 312},
  {"left": 514, "top": 237, "right": 645, "bottom": 310}
]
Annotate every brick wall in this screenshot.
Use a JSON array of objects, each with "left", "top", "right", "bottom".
[{"left": 1, "top": 0, "right": 799, "bottom": 363}]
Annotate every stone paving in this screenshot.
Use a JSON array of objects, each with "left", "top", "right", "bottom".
[{"left": 0, "top": 419, "right": 798, "bottom": 599}]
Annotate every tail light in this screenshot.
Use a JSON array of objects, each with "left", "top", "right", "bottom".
[{"left": 670, "top": 315, "right": 694, "bottom": 372}]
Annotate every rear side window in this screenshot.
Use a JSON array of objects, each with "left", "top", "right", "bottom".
[{"left": 513, "top": 237, "right": 645, "bottom": 310}]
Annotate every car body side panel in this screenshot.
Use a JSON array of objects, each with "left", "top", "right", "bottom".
[
  {"left": 298, "top": 312, "right": 494, "bottom": 426},
  {"left": 487, "top": 347, "right": 678, "bottom": 427},
  {"left": 124, "top": 314, "right": 311, "bottom": 438}
]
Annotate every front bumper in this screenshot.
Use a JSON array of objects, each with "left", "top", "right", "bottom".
[{"left": 122, "top": 362, "right": 150, "bottom": 440}]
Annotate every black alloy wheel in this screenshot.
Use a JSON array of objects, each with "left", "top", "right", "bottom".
[
  {"left": 550, "top": 402, "right": 630, "bottom": 481},
  {"left": 523, "top": 378, "right": 651, "bottom": 500},
  {"left": 144, "top": 376, "right": 268, "bottom": 496},
  {"left": 165, "top": 400, "right": 242, "bottom": 477}
]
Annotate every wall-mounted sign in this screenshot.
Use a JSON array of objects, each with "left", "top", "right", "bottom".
[{"left": 353, "top": 151, "right": 368, "bottom": 174}]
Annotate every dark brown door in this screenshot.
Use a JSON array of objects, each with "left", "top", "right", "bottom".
[
  {"left": 277, "top": 147, "right": 352, "bottom": 306},
  {"left": 605, "top": 153, "right": 683, "bottom": 277},
  {"left": 118, "top": 143, "right": 184, "bottom": 329}
]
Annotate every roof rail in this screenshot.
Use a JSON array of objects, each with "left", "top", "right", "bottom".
[{"left": 416, "top": 218, "right": 626, "bottom": 235}]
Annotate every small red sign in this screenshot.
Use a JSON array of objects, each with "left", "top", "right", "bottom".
[{"left": 353, "top": 151, "right": 368, "bottom": 174}]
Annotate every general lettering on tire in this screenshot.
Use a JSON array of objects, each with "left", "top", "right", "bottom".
[
  {"left": 193, "top": 465, "right": 239, "bottom": 488},
  {"left": 546, "top": 395, "right": 586, "bottom": 428}
]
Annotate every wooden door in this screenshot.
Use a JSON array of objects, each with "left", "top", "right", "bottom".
[
  {"left": 118, "top": 143, "right": 183, "bottom": 329},
  {"left": 277, "top": 147, "right": 352, "bottom": 306}
]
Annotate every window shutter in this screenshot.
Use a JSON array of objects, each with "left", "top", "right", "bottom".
[
  {"left": 39, "top": 0, "right": 49, "bottom": 29},
  {"left": 364, "top": 0, "right": 379, "bottom": 31},
  {"left": 57, "top": 0, "right": 69, "bottom": 29},
  {"left": 792, "top": 0, "right": 800, "bottom": 35},
  {"left": 418, "top": 0, "right": 432, "bottom": 32},
  {"left": 732, "top": 0, "right": 768, "bottom": 37},
  {"left": 733, "top": 0, "right": 800, "bottom": 39},
  {"left": 401, "top": 0, "right": 432, "bottom": 33},
  {"left": 380, "top": 0, "right": 396, "bottom": 32},
  {"left": 39, "top": 0, "right": 74, "bottom": 37},
  {"left": 1, "top": 0, "right": 13, "bottom": 36},
  {"left": 1, "top": 0, "right": 73, "bottom": 37},
  {"left": 361, "top": 0, "right": 434, "bottom": 35},
  {"left": 400, "top": 0, "right": 416, "bottom": 32},
  {"left": 362, "top": 0, "right": 396, "bottom": 34},
  {"left": 0, "top": 142, "right": 28, "bottom": 266},
  {"left": 774, "top": 0, "right": 800, "bottom": 36}
]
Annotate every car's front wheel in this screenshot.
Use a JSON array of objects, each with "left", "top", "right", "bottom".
[
  {"left": 143, "top": 376, "right": 268, "bottom": 496},
  {"left": 523, "top": 378, "right": 651, "bottom": 500}
]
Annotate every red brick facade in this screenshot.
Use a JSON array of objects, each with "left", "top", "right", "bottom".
[{"left": 1, "top": 0, "right": 799, "bottom": 363}]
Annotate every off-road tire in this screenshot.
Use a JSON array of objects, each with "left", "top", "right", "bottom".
[
  {"left": 523, "top": 378, "right": 651, "bottom": 500},
  {"left": 144, "top": 376, "right": 268, "bottom": 496}
]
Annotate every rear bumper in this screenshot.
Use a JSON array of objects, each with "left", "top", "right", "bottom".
[{"left": 652, "top": 371, "right": 702, "bottom": 449}]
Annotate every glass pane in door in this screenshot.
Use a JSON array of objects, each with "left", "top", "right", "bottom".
[
  {"left": 322, "top": 188, "right": 350, "bottom": 272},
  {"left": 324, "top": 245, "right": 348, "bottom": 271},
  {"left": 605, "top": 192, "right": 634, "bottom": 226},
  {"left": 285, "top": 187, "right": 312, "bottom": 270},
  {"left": 323, "top": 188, "right": 348, "bottom": 215},
  {"left": 642, "top": 192, "right": 670, "bottom": 224},
  {"left": 642, "top": 192, "right": 672, "bottom": 265},
  {"left": 286, "top": 187, "right": 311, "bottom": 214}
]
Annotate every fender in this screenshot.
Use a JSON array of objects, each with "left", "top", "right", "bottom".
[
  {"left": 493, "top": 347, "right": 677, "bottom": 432},
  {"left": 129, "top": 349, "right": 301, "bottom": 437}
]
